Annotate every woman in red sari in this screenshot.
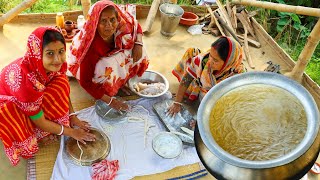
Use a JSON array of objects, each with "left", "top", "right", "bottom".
[
  {"left": 68, "top": 0, "right": 149, "bottom": 111},
  {"left": 0, "top": 27, "right": 95, "bottom": 166}
]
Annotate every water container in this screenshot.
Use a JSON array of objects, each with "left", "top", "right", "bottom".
[
  {"left": 77, "top": 15, "right": 85, "bottom": 30},
  {"left": 56, "top": 12, "right": 64, "bottom": 28},
  {"left": 159, "top": 3, "right": 184, "bottom": 36}
]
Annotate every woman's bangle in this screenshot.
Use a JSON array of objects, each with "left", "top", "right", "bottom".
[
  {"left": 57, "top": 125, "right": 64, "bottom": 136},
  {"left": 69, "top": 112, "right": 77, "bottom": 117},
  {"left": 173, "top": 101, "right": 183, "bottom": 106},
  {"left": 107, "top": 97, "right": 115, "bottom": 106},
  {"left": 134, "top": 41, "right": 143, "bottom": 46}
]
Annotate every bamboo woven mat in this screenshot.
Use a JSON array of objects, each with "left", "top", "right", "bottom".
[{"left": 35, "top": 141, "right": 60, "bottom": 180}]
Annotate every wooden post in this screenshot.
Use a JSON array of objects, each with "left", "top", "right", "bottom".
[
  {"left": 232, "top": 0, "right": 320, "bottom": 17},
  {"left": 143, "top": 0, "right": 161, "bottom": 33},
  {"left": 81, "top": 0, "right": 91, "bottom": 19},
  {"left": 0, "top": 0, "right": 38, "bottom": 28},
  {"left": 286, "top": 19, "right": 320, "bottom": 82}
]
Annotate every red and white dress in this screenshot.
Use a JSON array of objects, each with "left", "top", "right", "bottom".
[
  {"left": 0, "top": 27, "right": 70, "bottom": 166},
  {"left": 68, "top": 0, "right": 149, "bottom": 99}
]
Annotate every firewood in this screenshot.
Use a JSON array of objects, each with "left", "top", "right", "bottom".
[
  {"left": 236, "top": 12, "right": 257, "bottom": 41},
  {"left": 226, "top": 0, "right": 233, "bottom": 17},
  {"left": 205, "top": 4, "right": 216, "bottom": 28},
  {"left": 210, "top": 27, "right": 221, "bottom": 36},
  {"left": 214, "top": 11, "right": 241, "bottom": 44},
  {"left": 247, "top": 10, "right": 258, "bottom": 18},
  {"left": 199, "top": 13, "right": 211, "bottom": 22},
  {"left": 212, "top": 9, "right": 226, "bottom": 36},
  {"left": 232, "top": 6, "right": 238, "bottom": 29},
  {"left": 215, "top": 0, "right": 233, "bottom": 29},
  {"left": 236, "top": 13, "right": 255, "bottom": 69},
  {"left": 237, "top": 34, "right": 261, "bottom": 48}
]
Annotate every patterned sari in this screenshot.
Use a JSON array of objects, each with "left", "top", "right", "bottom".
[
  {"left": 172, "top": 37, "right": 245, "bottom": 100},
  {"left": 0, "top": 27, "right": 70, "bottom": 166},
  {"left": 68, "top": 0, "right": 149, "bottom": 98}
]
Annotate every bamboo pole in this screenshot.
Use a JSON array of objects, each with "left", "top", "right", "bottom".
[
  {"left": 232, "top": 0, "right": 320, "bottom": 17},
  {"left": 0, "top": 0, "right": 38, "bottom": 28},
  {"left": 143, "top": 0, "right": 160, "bottom": 33},
  {"left": 81, "top": 0, "right": 91, "bottom": 19},
  {"left": 286, "top": 19, "right": 320, "bottom": 82}
]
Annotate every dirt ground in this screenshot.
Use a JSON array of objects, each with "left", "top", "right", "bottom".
[{"left": 0, "top": 17, "right": 319, "bottom": 180}]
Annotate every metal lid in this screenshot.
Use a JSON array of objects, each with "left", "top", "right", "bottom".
[{"left": 66, "top": 128, "right": 111, "bottom": 166}]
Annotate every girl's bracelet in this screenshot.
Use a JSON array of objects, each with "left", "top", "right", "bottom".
[
  {"left": 69, "top": 112, "right": 77, "bottom": 117},
  {"left": 173, "top": 101, "right": 183, "bottom": 106},
  {"left": 57, "top": 125, "right": 64, "bottom": 136},
  {"left": 107, "top": 97, "right": 115, "bottom": 106},
  {"left": 134, "top": 41, "right": 143, "bottom": 46}
]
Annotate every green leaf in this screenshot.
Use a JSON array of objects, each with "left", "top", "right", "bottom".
[
  {"left": 291, "top": 14, "right": 301, "bottom": 23},
  {"left": 279, "top": 12, "right": 292, "bottom": 17},
  {"left": 276, "top": 24, "right": 285, "bottom": 32},
  {"left": 275, "top": 0, "right": 285, "bottom": 4},
  {"left": 293, "top": 22, "right": 301, "bottom": 30},
  {"left": 297, "top": 0, "right": 305, "bottom": 6},
  {"left": 301, "top": 29, "right": 311, "bottom": 38},
  {"left": 277, "top": 18, "right": 290, "bottom": 26}
]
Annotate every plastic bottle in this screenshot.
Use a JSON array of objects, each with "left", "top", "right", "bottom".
[
  {"left": 77, "top": 15, "right": 85, "bottom": 30},
  {"left": 56, "top": 12, "right": 65, "bottom": 28}
]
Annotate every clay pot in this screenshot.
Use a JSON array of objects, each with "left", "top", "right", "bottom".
[
  {"left": 179, "top": 12, "right": 199, "bottom": 26},
  {"left": 64, "top": 20, "right": 74, "bottom": 33}
]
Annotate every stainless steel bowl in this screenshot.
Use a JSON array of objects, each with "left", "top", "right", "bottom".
[
  {"left": 197, "top": 72, "right": 320, "bottom": 179},
  {"left": 128, "top": 70, "right": 169, "bottom": 98}
]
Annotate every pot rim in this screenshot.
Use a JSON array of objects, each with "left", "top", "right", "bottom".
[{"left": 197, "top": 71, "right": 319, "bottom": 169}]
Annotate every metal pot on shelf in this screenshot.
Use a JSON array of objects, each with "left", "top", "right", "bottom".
[{"left": 196, "top": 72, "right": 320, "bottom": 180}]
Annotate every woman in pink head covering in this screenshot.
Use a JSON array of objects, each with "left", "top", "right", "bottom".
[
  {"left": 68, "top": 0, "right": 149, "bottom": 111},
  {"left": 0, "top": 27, "right": 95, "bottom": 166}
]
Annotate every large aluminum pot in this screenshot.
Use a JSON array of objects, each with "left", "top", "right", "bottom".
[{"left": 196, "top": 72, "right": 320, "bottom": 180}]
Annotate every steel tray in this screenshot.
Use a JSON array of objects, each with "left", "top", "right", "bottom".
[{"left": 153, "top": 99, "right": 196, "bottom": 145}]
